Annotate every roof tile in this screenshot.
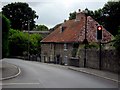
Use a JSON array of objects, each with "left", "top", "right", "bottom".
[{"left": 41, "top": 15, "right": 113, "bottom": 43}]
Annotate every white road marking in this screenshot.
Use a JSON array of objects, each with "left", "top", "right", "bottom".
[{"left": 1, "top": 83, "right": 40, "bottom": 85}]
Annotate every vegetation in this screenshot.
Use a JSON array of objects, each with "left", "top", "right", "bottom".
[
  {"left": 86, "top": 43, "right": 99, "bottom": 49},
  {"left": 29, "top": 33, "right": 42, "bottom": 54},
  {"left": 101, "top": 1, "right": 120, "bottom": 36},
  {"left": 2, "top": 2, "right": 38, "bottom": 30},
  {"left": 69, "top": 11, "right": 76, "bottom": 20},
  {"left": 8, "top": 29, "right": 42, "bottom": 56},
  {"left": 9, "top": 29, "right": 28, "bottom": 56},
  {"left": 1, "top": 2, "right": 42, "bottom": 58},
  {"left": 0, "top": 14, "right": 10, "bottom": 58},
  {"left": 114, "top": 29, "right": 120, "bottom": 52},
  {"left": 34, "top": 24, "right": 49, "bottom": 31}
]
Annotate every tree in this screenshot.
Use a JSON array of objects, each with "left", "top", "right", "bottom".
[
  {"left": 69, "top": 11, "right": 76, "bottom": 20},
  {"left": 2, "top": 2, "right": 38, "bottom": 30},
  {"left": 91, "top": 9, "right": 103, "bottom": 23},
  {"left": 89, "top": 1, "right": 120, "bottom": 36},
  {"left": 29, "top": 33, "right": 42, "bottom": 54},
  {"left": 114, "top": 28, "right": 120, "bottom": 69},
  {"left": 101, "top": 1, "right": 120, "bottom": 36},
  {"left": 34, "top": 25, "right": 48, "bottom": 31},
  {"left": 0, "top": 14, "right": 10, "bottom": 58},
  {"left": 9, "top": 29, "right": 28, "bottom": 56},
  {"left": 114, "top": 28, "right": 120, "bottom": 52},
  {"left": 9, "top": 29, "right": 42, "bottom": 56}
]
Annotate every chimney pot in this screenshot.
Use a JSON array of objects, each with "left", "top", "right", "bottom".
[
  {"left": 78, "top": 9, "right": 81, "bottom": 12},
  {"left": 64, "top": 20, "right": 66, "bottom": 22}
]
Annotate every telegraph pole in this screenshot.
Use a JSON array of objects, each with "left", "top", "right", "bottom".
[
  {"left": 0, "top": 17, "right": 2, "bottom": 59},
  {"left": 84, "top": 8, "right": 88, "bottom": 67},
  {"left": 28, "top": 20, "right": 30, "bottom": 60}
]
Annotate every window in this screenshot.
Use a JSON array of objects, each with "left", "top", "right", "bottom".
[
  {"left": 60, "top": 26, "right": 65, "bottom": 33},
  {"left": 64, "top": 43, "right": 68, "bottom": 51},
  {"left": 50, "top": 44, "right": 52, "bottom": 49},
  {"left": 81, "top": 17, "right": 84, "bottom": 20}
]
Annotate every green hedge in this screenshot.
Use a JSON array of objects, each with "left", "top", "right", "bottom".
[
  {"left": 1, "top": 14, "right": 10, "bottom": 58},
  {"left": 9, "top": 29, "right": 42, "bottom": 56}
]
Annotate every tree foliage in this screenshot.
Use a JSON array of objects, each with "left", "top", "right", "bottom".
[
  {"left": 101, "top": 1, "right": 120, "bottom": 36},
  {"left": 2, "top": 2, "right": 38, "bottom": 30},
  {"left": 0, "top": 14, "right": 10, "bottom": 58},
  {"left": 29, "top": 33, "right": 42, "bottom": 54},
  {"left": 69, "top": 11, "right": 76, "bottom": 20},
  {"left": 9, "top": 29, "right": 28, "bottom": 56},
  {"left": 34, "top": 24, "right": 48, "bottom": 31},
  {"left": 90, "top": 1, "right": 120, "bottom": 36},
  {"left": 114, "top": 28, "right": 120, "bottom": 52},
  {"left": 9, "top": 29, "right": 42, "bottom": 56}
]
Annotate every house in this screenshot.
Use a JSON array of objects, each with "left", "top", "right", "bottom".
[{"left": 40, "top": 9, "right": 113, "bottom": 65}]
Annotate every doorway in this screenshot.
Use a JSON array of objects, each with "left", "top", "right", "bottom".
[{"left": 56, "top": 55, "right": 60, "bottom": 64}]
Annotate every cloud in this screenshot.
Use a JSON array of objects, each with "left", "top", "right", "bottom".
[
  {"left": 32, "top": 2, "right": 72, "bottom": 28},
  {"left": 32, "top": 1, "right": 108, "bottom": 28},
  {"left": 1, "top": 0, "right": 109, "bottom": 29}
]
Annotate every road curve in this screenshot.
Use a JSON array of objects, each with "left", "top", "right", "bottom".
[{"left": 2, "top": 58, "right": 118, "bottom": 88}]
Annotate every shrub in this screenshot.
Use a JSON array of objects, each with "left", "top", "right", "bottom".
[
  {"left": 0, "top": 14, "right": 10, "bottom": 58},
  {"left": 9, "top": 29, "right": 42, "bottom": 56},
  {"left": 114, "top": 29, "right": 120, "bottom": 52},
  {"left": 9, "top": 29, "right": 28, "bottom": 56}
]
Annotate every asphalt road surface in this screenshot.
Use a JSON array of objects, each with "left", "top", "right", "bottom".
[{"left": 2, "top": 59, "right": 118, "bottom": 88}]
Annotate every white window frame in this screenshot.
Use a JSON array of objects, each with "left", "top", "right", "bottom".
[{"left": 64, "top": 43, "right": 68, "bottom": 51}]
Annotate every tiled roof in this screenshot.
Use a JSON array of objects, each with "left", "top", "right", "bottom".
[{"left": 41, "top": 14, "right": 113, "bottom": 43}]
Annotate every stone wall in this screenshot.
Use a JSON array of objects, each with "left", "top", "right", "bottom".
[
  {"left": 101, "top": 50, "right": 119, "bottom": 73},
  {"left": 78, "top": 49, "right": 119, "bottom": 73},
  {"left": 41, "top": 43, "right": 119, "bottom": 73}
]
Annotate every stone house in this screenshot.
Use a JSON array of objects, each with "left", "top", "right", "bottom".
[{"left": 40, "top": 10, "right": 113, "bottom": 65}]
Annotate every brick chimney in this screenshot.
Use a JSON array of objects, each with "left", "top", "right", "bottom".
[{"left": 75, "top": 9, "right": 85, "bottom": 22}]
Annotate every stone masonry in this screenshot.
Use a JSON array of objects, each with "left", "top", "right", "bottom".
[
  {"left": 78, "top": 49, "right": 119, "bottom": 73},
  {"left": 41, "top": 43, "right": 73, "bottom": 65}
]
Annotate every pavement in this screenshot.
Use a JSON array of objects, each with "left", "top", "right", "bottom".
[
  {"left": 0, "top": 59, "right": 119, "bottom": 83},
  {"left": 68, "top": 67, "right": 119, "bottom": 83},
  {"left": 44, "top": 63, "right": 119, "bottom": 83},
  {"left": 0, "top": 60, "right": 21, "bottom": 80}
]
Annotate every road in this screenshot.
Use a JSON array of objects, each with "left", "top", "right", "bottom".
[{"left": 2, "top": 59, "right": 118, "bottom": 88}]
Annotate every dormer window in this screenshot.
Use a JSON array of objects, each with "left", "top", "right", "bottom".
[
  {"left": 60, "top": 26, "right": 65, "bottom": 33},
  {"left": 61, "top": 27, "right": 64, "bottom": 32}
]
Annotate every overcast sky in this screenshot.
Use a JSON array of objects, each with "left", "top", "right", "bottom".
[{"left": 0, "top": 0, "right": 109, "bottom": 29}]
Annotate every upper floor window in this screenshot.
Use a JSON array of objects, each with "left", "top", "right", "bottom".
[{"left": 60, "top": 26, "right": 64, "bottom": 33}]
